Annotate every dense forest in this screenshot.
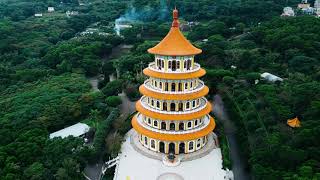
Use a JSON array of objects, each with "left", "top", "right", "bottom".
[{"left": 0, "top": 0, "right": 319, "bottom": 179}]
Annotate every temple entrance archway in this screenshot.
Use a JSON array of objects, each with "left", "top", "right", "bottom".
[
  {"left": 179, "top": 142, "right": 185, "bottom": 154},
  {"left": 169, "top": 143, "right": 175, "bottom": 154},
  {"left": 159, "top": 142, "right": 165, "bottom": 153}
]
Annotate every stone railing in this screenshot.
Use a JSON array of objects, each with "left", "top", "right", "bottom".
[
  {"left": 136, "top": 113, "right": 211, "bottom": 134},
  {"left": 148, "top": 62, "right": 201, "bottom": 73},
  {"left": 143, "top": 80, "right": 205, "bottom": 94},
  {"left": 140, "top": 96, "right": 208, "bottom": 115}
]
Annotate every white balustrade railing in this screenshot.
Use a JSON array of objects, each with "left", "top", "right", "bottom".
[
  {"left": 136, "top": 113, "right": 211, "bottom": 135},
  {"left": 143, "top": 80, "right": 205, "bottom": 95},
  {"left": 148, "top": 62, "right": 201, "bottom": 73},
  {"left": 140, "top": 96, "right": 208, "bottom": 115}
]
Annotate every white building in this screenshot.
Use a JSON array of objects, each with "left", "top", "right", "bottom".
[
  {"left": 66, "top": 10, "right": 79, "bottom": 17},
  {"left": 315, "top": 0, "right": 320, "bottom": 16},
  {"left": 261, "top": 72, "right": 283, "bottom": 82},
  {"left": 34, "top": 13, "right": 43, "bottom": 17},
  {"left": 281, "top": 7, "right": 295, "bottom": 16},
  {"left": 49, "top": 122, "right": 90, "bottom": 139},
  {"left": 48, "top": 7, "right": 55, "bottom": 13}
]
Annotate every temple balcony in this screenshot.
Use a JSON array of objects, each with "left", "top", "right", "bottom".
[
  {"left": 139, "top": 96, "right": 208, "bottom": 115},
  {"left": 135, "top": 113, "right": 211, "bottom": 135},
  {"left": 148, "top": 62, "right": 201, "bottom": 73},
  {"left": 143, "top": 79, "right": 205, "bottom": 94}
]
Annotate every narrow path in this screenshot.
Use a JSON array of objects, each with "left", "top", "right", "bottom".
[
  {"left": 212, "top": 94, "right": 250, "bottom": 180},
  {"left": 84, "top": 160, "right": 103, "bottom": 180},
  {"left": 118, "top": 91, "right": 136, "bottom": 116}
]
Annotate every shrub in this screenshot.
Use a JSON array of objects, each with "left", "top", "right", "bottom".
[
  {"left": 101, "top": 80, "right": 123, "bottom": 96},
  {"left": 106, "top": 96, "right": 122, "bottom": 107}
]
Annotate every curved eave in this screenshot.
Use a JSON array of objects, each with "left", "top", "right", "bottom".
[
  {"left": 132, "top": 114, "right": 216, "bottom": 141},
  {"left": 147, "top": 27, "right": 202, "bottom": 56},
  {"left": 139, "top": 85, "right": 209, "bottom": 100},
  {"left": 143, "top": 68, "right": 206, "bottom": 80},
  {"left": 147, "top": 48, "right": 202, "bottom": 56},
  {"left": 136, "top": 100, "right": 212, "bottom": 121}
]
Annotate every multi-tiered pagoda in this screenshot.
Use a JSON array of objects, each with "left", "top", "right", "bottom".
[
  {"left": 131, "top": 8, "right": 216, "bottom": 155},
  {"left": 115, "top": 8, "right": 229, "bottom": 180}
]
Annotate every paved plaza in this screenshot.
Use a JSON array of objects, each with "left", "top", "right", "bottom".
[{"left": 114, "top": 129, "right": 227, "bottom": 180}]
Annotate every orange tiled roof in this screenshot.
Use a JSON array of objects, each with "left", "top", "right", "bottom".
[
  {"left": 147, "top": 9, "right": 202, "bottom": 56},
  {"left": 287, "top": 117, "right": 301, "bottom": 128},
  {"left": 143, "top": 68, "right": 206, "bottom": 80},
  {"left": 136, "top": 100, "right": 212, "bottom": 121},
  {"left": 132, "top": 114, "right": 216, "bottom": 141},
  {"left": 139, "top": 85, "right": 209, "bottom": 100}
]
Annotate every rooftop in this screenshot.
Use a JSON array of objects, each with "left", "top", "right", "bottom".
[
  {"left": 49, "top": 122, "right": 90, "bottom": 139},
  {"left": 147, "top": 9, "right": 202, "bottom": 56}
]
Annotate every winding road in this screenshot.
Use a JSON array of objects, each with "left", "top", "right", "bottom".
[{"left": 212, "top": 95, "right": 250, "bottom": 180}]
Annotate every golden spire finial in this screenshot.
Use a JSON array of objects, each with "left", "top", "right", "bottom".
[{"left": 172, "top": 8, "right": 179, "bottom": 27}]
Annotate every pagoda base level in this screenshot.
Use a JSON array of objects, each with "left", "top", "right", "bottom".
[
  {"left": 130, "top": 129, "right": 218, "bottom": 162},
  {"left": 114, "top": 129, "right": 229, "bottom": 180}
]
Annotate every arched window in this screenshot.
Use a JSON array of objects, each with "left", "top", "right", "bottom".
[
  {"left": 171, "top": 83, "right": 176, "bottom": 92},
  {"left": 168, "top": 61, "right": 172, "bottom": 69},
  {"left": 155, "top": 81, "right": 157, "bottom": 87},
  {"left": 189, "top": 142, "right": 194, "bottom": 150},
  {"left": 178, "top": 102, "right": 183, "bottom": 111},
  {"left": 148, "top": 118, "right": 151, "bottom": 124},
  {"left": 178, "top": 83, "right": 182, "bottom": 91},
  {"left": 187, "top": 59, "right": 191, "bottom": 70},
  {"left": 186, "top": 102, "right": 190, "bottom": 109},
  {"left": 195, "top": 120, "right": 198, "bottom": 126},
  {"left": 156, "top": 101, "right": 160, "bottom": 108},
  {"left": 145, "top": 137, "right": 148, "bottom": 145},
  {"left": 188, "top": 121, "right": 192, "bottom": 128},
  {"left": 190, "top": 82, "right": 193, "bottom": 88},
  {"left": 151, "top": 140, "right": 155, "bottom": 148},
  {"left": 161, "top": 122, "right": 166, "bottom": 130},
  {"left": 161, "top": 60, "right": 164, "bottom": 68},
  {"left": 179, "top": 122, "right": 184, "bottom": 130},
  {"left": 163, "top": 102, "right": 167, "bottom": 111},
  {"left": 158, "top": 59, "right": 162, "bottom": 70},
  {"left": 192, "top": 100, "right": 196, "bottom": 107},
  {"left": 151, "top": 100, "right": 154, "bottom": 106},
  {"left": 165, "top": 82, "right": 169, "bottom": 91},
  {"left": 177, "top": 60, "right": 180, "bottom": 69},
  {"left": 159, "top": 142, "right": 165, "bottom": 153},
  {"left": 159, "top": 82, "right": 162, "bottom": 89},
  {"left": 140, "top": 135, "right": 143, "bottom": 141},
  {"left": 185, "top": 82, "right": 188, "bottom": 89},
  {"left": 154, "top": 121, "right": 158, "bottom": 127},
  {"left": 197, "top": 139, "right": 201, "bottom": 147},
  {"left": 170, "top": 123, "right": 175, "bottom": 130},
  {"left": 179, "top": 142, "right": 185, "bottom": 154},
  {"left": 170, "top": 103, "right": 176, "bottom": 111},
  {"left": 172, "top": 60, "right": 176, "bottom": 71},
  {"left": 184, "top": 61, "right": 187, "bottom": 69}
]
